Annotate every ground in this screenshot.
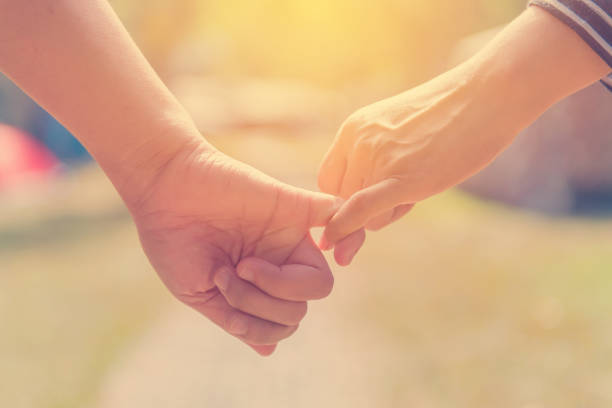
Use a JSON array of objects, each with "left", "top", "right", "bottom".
[{"left": 3, "top": 132, "right": 612, "bottom": 408}]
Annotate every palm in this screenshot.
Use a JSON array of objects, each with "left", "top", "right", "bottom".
[{"left": 130, "top": 145, "right": 337, "bottom": 354}]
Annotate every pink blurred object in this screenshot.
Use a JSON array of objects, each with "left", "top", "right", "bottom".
[{"left": 0, "top": 124, "right": 59, "bottom": 191}]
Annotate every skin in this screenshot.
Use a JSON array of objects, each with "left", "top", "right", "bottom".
[
  {"left": 4, "top": 1, "right": 603, "bottom": 354},
  {"left": 134, "top": 144, "right": 341, "bottom": 355},
  {"left": 0, "top": 0, "right": 358, "bottom": 356},
  {"left": 318, "top": 6, "right": 611, "bottom": 254}
]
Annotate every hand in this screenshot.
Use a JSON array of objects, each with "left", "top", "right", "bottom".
[
  {"left": 128, "top": 140, "right": 340, "bottom": 356},
  {"left": 318, "top": 67, "right": 511, "bottom": 246},
  {"left": 0, "top": 0, "right": 369, "bottom": 353},
  {"left": 318, "top": 7, "right": 611, "bottom": 248}
]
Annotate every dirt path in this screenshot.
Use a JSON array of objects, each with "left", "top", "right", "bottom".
[{"left": 92, "top": 270, "right": 396, "bottom": 408}]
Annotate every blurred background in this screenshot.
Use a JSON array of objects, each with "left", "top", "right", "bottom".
[{"left": 3, "top": 0, "right": 612, "bottom": 407}]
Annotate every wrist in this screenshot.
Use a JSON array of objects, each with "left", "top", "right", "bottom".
[{"left": 95, "top": 111, "right": 215, "bottom": 211}]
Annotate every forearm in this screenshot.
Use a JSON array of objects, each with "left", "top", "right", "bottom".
[
  {"left": 463, "top": 6, "right": 610, "bottom": 136},
  {"left": 0, "top": 0, "right": 207, "bottom": 205}
]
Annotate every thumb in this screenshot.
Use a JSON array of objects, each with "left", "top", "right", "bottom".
[
  {"left": 321, "top": 178, "right": 409, "bottom": 247},
  {"left": 304, "top": 189, "right": 367, "bottom": 264},
  {"left": 306, "top": 190, "right": 344, "bottom": 227}
]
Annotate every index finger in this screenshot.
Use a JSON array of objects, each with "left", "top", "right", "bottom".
[
  {"left": 321, "top": 178, "right": 408, "bottom": 247},
  {"left": 237, "top": 235, "right": 334, "bottom": 301},
  {"left": 237, "top": 258, "right": 334, "bottom": 301}
]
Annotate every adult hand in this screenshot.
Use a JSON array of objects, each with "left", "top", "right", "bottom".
[
  {"left": 318, "top": 7, "right": 610, "bottom": 248},
  {"left": 317, "top": 67, "right": 493, "bottom": 242},
  {"left": 0, "top": 0, "right": 367, "bottom": 355},
  {"left": 130, "top": 140, "right": 340, "bottom": 356}
]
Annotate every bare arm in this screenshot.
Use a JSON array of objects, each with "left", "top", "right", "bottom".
[
  {"left": 318, "top": 7, "right": 610, "bottom": 251},
  {"left": 0, "top": 0, "right": 340, "bottom": 355},
  {"left": 0, "top": 0, "right": 204, "bottom": 206}
]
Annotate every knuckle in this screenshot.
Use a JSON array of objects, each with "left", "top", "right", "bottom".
[
  {"left": 226, "top": 312, "right": 250, "bottom": 337},
  {"left": 248, "top": 324, "right": 295, "bottom": 346},
  {"left": 286, "top": 302, "right": 308, "bottom": 326},
  {"left": 338, "top": 116, "right": 359, "bottom": 137},
  {"left": 348, "top": 192, "right": 369, "bottom": 215},
  {"left": 276, "top": 325, "right": 299, "bottom": 343},
  {"left": 323, "top": 273, "right": 335, "bottom": 297},
  {"left": 245, "top": 334, "right": 267, "bottom": 346},
  {"left": 314, "top": 272, "right": 334, "bottom": 299},
  {"left": 354, "top": 133, "right": 374, "bottom": 153},
  {"left": 225, "top": 312, "right": 238, "bottom": 329},
  {"left": 224, "top": 285, "right": 246, "bottom": 310},
  {"left": 236, "top": 261, "right": 256, "bottom": 283},
  {"left": 232, "top": 294, "right": 249, "bottom": 311},
  {"left": 175, "top": 287, "right": 219, "bottom": 307},
  {"left": 276, "top": 324, "right": 299, "bottom": 343}
]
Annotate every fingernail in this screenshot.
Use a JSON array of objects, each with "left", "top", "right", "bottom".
[
  {"left": 214, "top": 268, "right": 231, "bottom": 291},
  {"left": 319, "top": 234, "right": 332, "bottom": 251},
  {"left": 228, "top": 316, "right": 248, "bottom": 335},
  {"left": 237, "top": 266, "right": 253, "bottom": 281}
]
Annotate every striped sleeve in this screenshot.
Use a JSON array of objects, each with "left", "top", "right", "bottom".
[
  {"left": 603, "top": 73, "right": 612, "bottom": 90},
  {"left": 528, "top": 0, "right": 612, "bottom": 90}
]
